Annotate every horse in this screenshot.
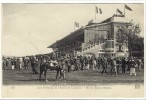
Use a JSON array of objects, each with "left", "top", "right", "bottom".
[{"left": 39, "top": 59, "right": 58, "bottom": 81}]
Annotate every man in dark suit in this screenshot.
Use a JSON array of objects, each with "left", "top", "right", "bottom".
[
  {"left": 101, "top": 58, "right": 108, "bottom": 75},
  {"left": 122, "top": 57, "right": 126, "bottom": 73},
  {"left": 31, "top": 57, "right": 38, "bottom": 74}
]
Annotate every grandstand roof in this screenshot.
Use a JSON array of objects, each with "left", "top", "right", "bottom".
[
  {"left": 48, "top": 27, "right": 84, "bottom": 48},
  {"left": 48, "top": 15, "right": 130, "bottom": 48}
]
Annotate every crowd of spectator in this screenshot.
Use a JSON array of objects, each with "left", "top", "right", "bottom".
[{"left": 2, "top": 54, "right": 144, "bottom": 80}]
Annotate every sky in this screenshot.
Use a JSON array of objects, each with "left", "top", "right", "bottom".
[{"left": 2, "top": 3, "right": 144, "bottom": 56}]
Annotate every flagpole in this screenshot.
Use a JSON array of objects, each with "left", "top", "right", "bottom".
[
  {"left": 95, "top": 6, "right": 96, "bottom": 20},
  {"left": 74, "top": 22, "right": 75, "bottom": 31},
  {"left": 124, "top": 4, "right": 125, "bottom": 17}
]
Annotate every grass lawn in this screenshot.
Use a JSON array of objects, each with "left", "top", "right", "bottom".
[{"left": 3, "top": 66, "right": 144, "bottom": 85}]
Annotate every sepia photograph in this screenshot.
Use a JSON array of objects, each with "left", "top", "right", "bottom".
[{"left": 1, "top": 3, "right": 144, "bottom": 98}]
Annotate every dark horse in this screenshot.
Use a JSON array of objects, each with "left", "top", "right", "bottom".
[{"left": 39, "top": 60, "right": 58, "bottom": 81}]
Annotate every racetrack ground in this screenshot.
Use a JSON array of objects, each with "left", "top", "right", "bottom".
[{"left": 3, "top": 67, "right": 144, "bottom": 85}]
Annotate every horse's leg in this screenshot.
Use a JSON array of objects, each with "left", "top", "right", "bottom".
[
  {"left": 39, "top": 71, "right": 43, "bottom": 81},
  {"left": 39, "top": 72, "right": 43, "bottom": 80},
  {"left": 63, "top": 73, "right": 64, "bottom": 80},
  {"left": 39, "top": 67, "right": 43, "bottom": 81},
  {"left": 44, "top": 70, "right": 48, "bottom": 82},
  {"left": 56, "top": 69, "right": 59, "bottom": 80},
  {"left": 59, "top": 70, "right": 62, "bottom": 79}
]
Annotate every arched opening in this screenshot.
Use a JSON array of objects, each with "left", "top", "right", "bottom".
[{"left": 116, "top": 28, "right": 123, "bottom": 52}]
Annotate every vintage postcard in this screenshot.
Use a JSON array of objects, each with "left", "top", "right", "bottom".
[{"left": 1, "top": 2, "right": 145, "bottom": 98}]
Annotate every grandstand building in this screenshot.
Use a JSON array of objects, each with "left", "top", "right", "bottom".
[{"left": 48, "top": 15, "right": 130, "bottom": 58}]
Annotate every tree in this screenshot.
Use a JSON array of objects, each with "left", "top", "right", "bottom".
[
  {"left": 130, "top": 35, "right": 144, "bottom": 51},
  {"left": 115, "top": 21, "right": 142, "bottom": 58},
  {"left": 130, "top": 35, "right": 144, "bottom": 57}
]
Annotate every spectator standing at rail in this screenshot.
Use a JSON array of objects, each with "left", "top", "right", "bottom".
[
  {"left": 137, "top": 58, "right": 142, "bottom": 70},
  {"left": 110, "top": 58, "right": 113, "bottom": 74},
  {"left": 116, "top": 58, "right": 120, "bottom": 73},
  {"left": 7, "top": 58, "right": 12, "bottom": 69},
  {"left": 86, "top": 57, "right": 90, "bottom": 70},
  {"left": 75, "top": 57, "right": 80, "bottom": 71},
  {"left": 95, "top": 57, "right": 99, "bottom": 70},
  {"left": 92, "top": 57, "right": 96, "bottom": 70},
  {"left": 89, "top": 57, "right": 92, "bottom": 69},
  {"left": 122, "top": 57, "right": 126, "bottom": 73},
  {"left": 129, "top": 58, "right": 136, "bottom": 76},
  {"left": 24, "top": 58, "right": 28, "bottom": 70},
  {"left": 101, "top": 57, "right": 108, "bottom": 75},
  {"left": 72, "top": 57, "right": 76, "bottom": 71},
  {"left": 56, "top": 59, "right": 61, "bottom": 80},
  {"left": 110, "top": 58, "right": 117, "bottom": 76},
  {"left": 14, "top": 59, "right": 17, "bottom": 69},
  {"left": 80, "top": 56, "right": 84, "bottom": 71},
  {"left": 3, "top": 58, "right": 6, "bottom": 70},
  {"left": 16, "top": 58, "right": 20, "bottom": 70},
  {"left": 11, "top": 58, "right": 15, "bottom": 70},
  {"left": 90, "top": 56, "right": 93, "bottom": 70},
  {"left": 98, "top": 57, "right": 102, "bottom": 70},
  {"left": 57, "top": 58, "right": 66, "bottom": 80},
  {"left": 70, "top": 58, "right": 74, "bottom": 71},
  {"left": 37, "top": 56, "right": 42, "bottom": 70},
  {"left": 31, "top": 57, "right": 38, "bottom": 74},
  {"left": 127, "top": 58, "right": 131, "bottom": 71},
  {"left": 20, "top": 57, "right": 24, "bottom": 70},
  {"left": 142, "top": 57, "right": 144, "bottom": 69},
  {"left": 28, "top": 58, "right": 31, "bottom": 70},
  {"left": 107, "top": 57, "right": 111, "bottom": 69},
  {"left": 125, "top": 58, "right": 129, "bottom": 71},
  {"left": 106, "top": 57, "right": 110, "bottom": 65},
  {"left": 65, "top": 57, "right": 71, "bottom": 72},
  {"left": 82, "top": 57, "right": 86, "bottom": 70},
  {"left": 73, "top": 58, "right": 77, "bottom": 71}
]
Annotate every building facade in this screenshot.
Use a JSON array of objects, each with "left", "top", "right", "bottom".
[{"left": 48, "top": 15, "right": 130, "bottom": 58}]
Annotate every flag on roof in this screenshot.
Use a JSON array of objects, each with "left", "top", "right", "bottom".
[
  {"left": 99, "top": 8, "right": 102, "bottom": 14},
  {"left": 75, "top": 22, "right": 79, "bottom": 27},
  {"left": 125, "top": 4, "right": 132, "bottom": 11},
  {"left": 95, "top": 6, "right": 102, "bottom": 14},
  {"left": 117, "top": 9, "right": 123, "bottom": 15}
]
